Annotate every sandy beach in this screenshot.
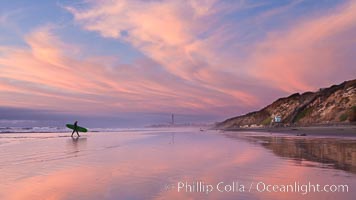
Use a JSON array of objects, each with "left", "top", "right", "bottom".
[
  {"left": 220, "top": 126, "right": 356, "bottom": 137},
  {"left": 1, "top": 128, "right": 356, "bottom": 200}
]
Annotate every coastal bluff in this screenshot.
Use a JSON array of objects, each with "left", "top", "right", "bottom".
[{"left": 216, "top": 79, "right": 356, "bottom": 129}]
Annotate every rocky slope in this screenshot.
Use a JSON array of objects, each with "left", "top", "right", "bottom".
[{"left": 216, "top": 79, "right": 356, "bottom": 129}]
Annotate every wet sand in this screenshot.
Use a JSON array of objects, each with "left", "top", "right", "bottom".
[
  {"left": 0, "top": 128, "right": 356, "bottom": 200},
  {"left": 221, "top": 126, "right": 356, "bottom": 137}
]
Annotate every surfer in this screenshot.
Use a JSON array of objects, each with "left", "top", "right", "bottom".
[{"left": 71, "top": 121, "right": 80, "bottom": 137}]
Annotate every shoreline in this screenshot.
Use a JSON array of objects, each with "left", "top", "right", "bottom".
[{"left": 219, "top": 126, "right": 356, "bottom": 137}]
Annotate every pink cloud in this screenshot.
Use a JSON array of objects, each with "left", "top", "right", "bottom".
[
  {"left": 66, "top": 0, "right": 260, "bottom": 110},
  {"left": 68, "top": 0, "right": 356, "bottom": 95},
  {"left": 0, "top": 25, "right": 254, "bottom": 116},
  {"left": 2, "top": 0, "right": 355, "bottom": 117},
  {"left": 247, "top": 1, "right": 356, "bottom": 92}
]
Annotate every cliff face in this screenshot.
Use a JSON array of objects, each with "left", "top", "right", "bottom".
[{"left": 217, "top": 79, "right": 356, "bottom": 129}]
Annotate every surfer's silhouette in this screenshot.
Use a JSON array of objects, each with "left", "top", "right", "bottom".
[{"left": 71, "top": 121, "right": 80, "bottom": 137}]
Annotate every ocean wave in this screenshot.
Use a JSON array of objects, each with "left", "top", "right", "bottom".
[{"left": 0, "top": 127, "right": 160, "bottom": 133}]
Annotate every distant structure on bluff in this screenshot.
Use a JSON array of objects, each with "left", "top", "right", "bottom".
[{"left": 216, "top": 79, "right": 356, "bottom": 129}]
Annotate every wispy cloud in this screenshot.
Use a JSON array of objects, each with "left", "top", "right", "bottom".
[
  {"left": 0, "top": 0, "right": 355, "bottom": 120},
  {"left": 247, "top": 0, "right": 356, "bottom": 92},
  {"left": 65, "top": 0, "right": 356, "bottom": 103},
  {"left": 0, "top": 24, "right": 255, "bottom": 116},
  {"left": 65, "top": 0, "right": 260, "bottom": 106}
]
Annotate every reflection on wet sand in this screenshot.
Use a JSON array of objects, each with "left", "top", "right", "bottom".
[
  {"left": 66, "top": 137, "right": 87, "bottom": 153},
  {"left": 1, "top": 130, "right": 356, "bottom": 200},
  {"left": 225, "top": 133, "right": 356, "bottom": 173}
]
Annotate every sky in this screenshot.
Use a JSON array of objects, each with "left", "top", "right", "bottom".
[{"left": 0, "top": 0, "right": 355, "bottom": 127}]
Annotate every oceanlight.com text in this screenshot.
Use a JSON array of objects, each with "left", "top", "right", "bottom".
[{"left": 175, "top": 181, "right": 349, "bottom": 195}]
